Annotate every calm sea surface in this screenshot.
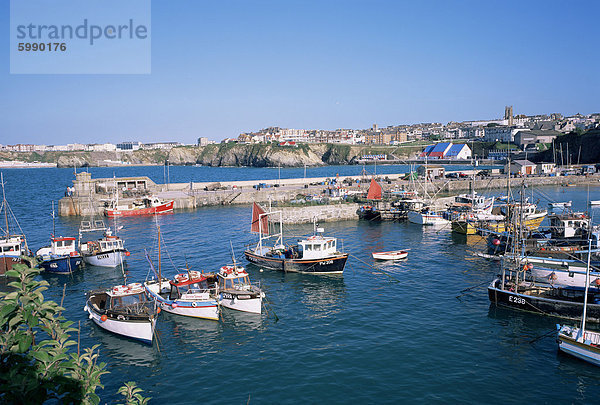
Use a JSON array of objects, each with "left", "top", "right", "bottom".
[{"left": 3, "top": 166, "right": 600, "bottom": 404}]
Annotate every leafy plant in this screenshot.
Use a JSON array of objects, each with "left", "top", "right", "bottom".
[
  {"left": 0, "top": 265, "right": 149, "bottom": 404},
  {"left": 118, "top": 381, "right": 150, "bottom": 405}
]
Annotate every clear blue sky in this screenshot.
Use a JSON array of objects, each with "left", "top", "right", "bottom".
[{"left": 1, "top": 0, "right": 599, "bottom": 145}]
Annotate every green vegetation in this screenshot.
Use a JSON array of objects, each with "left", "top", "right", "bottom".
[{"left": 0, "top": 265, "right": 149, "bottom": 404}]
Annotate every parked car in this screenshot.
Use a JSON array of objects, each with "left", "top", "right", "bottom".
[{"left": 445, "top": 173, "right": 459, "bottom": 179}]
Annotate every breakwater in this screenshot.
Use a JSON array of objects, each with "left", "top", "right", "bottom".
[{"left": 58, "top": 171, "right": 600, "bottom": 220}]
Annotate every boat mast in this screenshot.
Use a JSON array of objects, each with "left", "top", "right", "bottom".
[
  {"left": 580, "top": 236, "right": 593, "bottom": 341},
  {"left": 52, "top": 201, "right": 55, "bottom": 237},
  {"left": 1, "top": 173, "right": 9, "bottom": 238},
  {"left": 158, "top": 225, "right": 161, "bottom": 281}
]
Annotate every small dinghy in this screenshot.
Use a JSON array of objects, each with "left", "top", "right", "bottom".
[
  {"left": 372, "top": 250, "right": 409, "bottom": 261},
  {"left": 549, "top": 201, "right": 572, "bottom": 208},
  {"left": 84, "top": 283, "right": 159, "bottom": 344}
]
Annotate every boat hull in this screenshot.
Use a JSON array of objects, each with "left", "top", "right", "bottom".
[
  {"left": 557, "top": 327, "right": 600, "bottom": 366},
  {"left": 144, "top": 281, "right": 219, "bottom": 320},
  {"left": 105, "top": 200, "right": 174, "bottom": 217},
  {"left": 39, "top": 255, "right": 82, "bottom": 274},
  {"left": 84, "top": 301, "right": 155, "bottom": 344},
  {"left": 82, "top": 250, "right": 126, "bottom": 268},
  {"left": 219, "top": 290, "right": 262, "bottom": 314},
  {"left": 372, "top": 251, "right": 408, "bottom": 260},
  {"left": 245, "top": 251, "right": 348, "bottom": 274},
  {"left": 0, "top": 254, "right": 37, "bottom": 276},
  {"left": 407, "top": 211, "right": 449, "bottom": 226},
  {"left": 488, "top": 279, "right": 600, "bottom": 323}
]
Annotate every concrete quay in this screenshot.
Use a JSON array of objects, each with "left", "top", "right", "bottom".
[{"left": 57, "top": 171, "right": 600, "bottom": 218}]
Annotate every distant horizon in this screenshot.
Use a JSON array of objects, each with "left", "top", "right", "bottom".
[{"left": 2, "top": 0, "right": 599, "bottom": 145}]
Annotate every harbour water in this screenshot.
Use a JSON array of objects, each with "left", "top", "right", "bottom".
[{"left": 3, "top": 166, "right": 600, "bottom": 403}]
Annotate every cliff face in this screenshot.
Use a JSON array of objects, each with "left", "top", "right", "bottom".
[{"left": 3, "top": 143, "right": 421, "bottom": 168}]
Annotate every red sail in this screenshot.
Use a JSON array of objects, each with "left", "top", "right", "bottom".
[
  {"left": 367, "top": 179, "right": 382, "bottom": 200},
  {"left": 251, "top": 202, "right": 269, "bottom": 234}
]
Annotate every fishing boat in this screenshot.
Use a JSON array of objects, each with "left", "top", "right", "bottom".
[
  {"left": 549, "top": 201, "right": 572, "bottom": 208},
  {"left": 105, "top": 195, "right": 174, "bottom": 217},
  {"left": 0, "top": 173, "right": 36, "bottom": 275},
  {"left": 144, "top": 226, "right": 220, "bottom": 320},
  {"left": 357, "top": 179, "right": 383, "bottom": 221},
  {"left": 372, "top": 250, "right": 409, "bottom": 260},
  {"left": 218, "top": 264, "right": 264, "bottom": 314},
  {"left": 407, "top": 209, "right": 450, "bottom": 226},
  {"left": 79, "top": 228, "right": 129, "bottom": 267},
  {"left": 36, "top": 237, "right": 82, "bottom": 274},
  {"left": 84, "top": 282, "right": 159, "bottom": 344},
  {"left": 78, "top": 193, "right": 129, "bottom": 268},
  {"left": 244, "top": 203, "right": 348, "bottom": 274},
  {"left": 35, "top": 202, "right": 82, "bottom": 274},
  {"left": 488, "top": 266, "right": 600, "bottom": 323},
  {"left": 557, "top": 239, "right": 600, "bottom": 366}
]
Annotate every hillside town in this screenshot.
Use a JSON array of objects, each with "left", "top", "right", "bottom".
[
  {"left": 1, "top": 108, "right": 599, "bottom": 158},
  {"left": 236, "top": 107, "right": 599, "bottom": 149}
]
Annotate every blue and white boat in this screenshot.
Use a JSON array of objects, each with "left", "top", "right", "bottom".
[{"left": 36, "top": 236, "right": 82, "bottom": 274}]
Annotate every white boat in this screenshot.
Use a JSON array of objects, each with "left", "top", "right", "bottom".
[
  {"left": 78, "top": 192, "right": 129, "bottom": 268},
  {"left": 79, "top": 228, "right": 129, "bottom": 267},
  {"left": 557, "top": 239, "right": 600, "bottom": 366},
  {"left": 143, "top": 225, "right": 219, "bottom": 320},
  {"left": 372, "top": 250, "right": 409, "bottom": 260},
  {"left": 590, "top": 201, "right": 600, "bottom": 206},
  {"left": 407, "top": 210, "right": 450, "bottom": 226},
  {"left": 84, "top": 283, "right": 159, "bottom": 344},
  {"left": 549, "top": 201, "right": 572, "bottom": 208},
  {"left": 217, "top": 265, "right": 264, "bottom": 314},
  {"left": 144, "top": 272, "right": 219, "bottom": 320}
]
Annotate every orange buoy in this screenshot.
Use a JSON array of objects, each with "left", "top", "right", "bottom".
[{"left": 100, "top": 315, "right": 108, "bottom": 322}]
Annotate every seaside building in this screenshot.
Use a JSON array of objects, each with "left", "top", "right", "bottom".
[
  {"left": 514, "top": 129, "right": 561, "bottom": 150},
  {"left": 506, "top": 159, "right": 537, "bottom": 176},
  {"left": 116, "top": 141, "right": 141, "bottom": 151},
  {"left": 418, "top": 142, "right": 472, "bottom": 160},
  {"left": 483, "top": 126, "right": 521, "bottom": 143}
]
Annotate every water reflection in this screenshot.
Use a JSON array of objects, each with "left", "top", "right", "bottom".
[{"left": 88, "top": 323, "right": 161, "bottom": 367}]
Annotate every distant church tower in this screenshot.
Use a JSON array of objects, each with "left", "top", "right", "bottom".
[{"left": 504, "top": 106, "right": 514, "bottom": 126}]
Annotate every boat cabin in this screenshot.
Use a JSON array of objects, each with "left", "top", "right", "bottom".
[
  {"left": 0, "top": 236, "right": 23, "bottom": 257},
  {"left": 454, "top": 193, "right": 493, "bottom": 211},
  {"left": 51, "top": 237, "right": 77, "bottom": 256},
  {"left": 218, "top": 266, "right": 251, "bottom": 290},
  {"left": 297, "top": 236, "right": 337, "bottom": 260},
  {"left": 549, "top": 213, "right": 589, "bottom": 238},
  {"left": 169, "top": 272, "right": 212, "bottom": 300},
  {"left": 105, "top": 284, "right": 148, "bottom": 310}
]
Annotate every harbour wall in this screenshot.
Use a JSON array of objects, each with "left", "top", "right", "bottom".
[
  {"left": 57, "top": 171, "right": 600, "bottom": 218},
  {"left": 280, "top": 203, "right": 360, "bottom": 224}
]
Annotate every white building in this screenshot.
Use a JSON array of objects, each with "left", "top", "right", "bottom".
[{"left": 483, "top": 126, "right": 521, "bottom": 143}]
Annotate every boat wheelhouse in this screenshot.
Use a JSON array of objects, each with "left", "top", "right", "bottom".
[{"left": 36, "top": 236, "right": 82, "bottom": 274}]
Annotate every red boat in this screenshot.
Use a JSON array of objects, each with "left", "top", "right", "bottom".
[{"left": 105, "top": 196, "right": 174, "bottom": 217}]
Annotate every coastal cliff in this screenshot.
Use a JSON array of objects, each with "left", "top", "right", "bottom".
[{"left": 0, "top": 143, "right": 423, "bottom": 168}]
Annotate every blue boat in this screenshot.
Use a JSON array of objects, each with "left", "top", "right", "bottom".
[{"left": 36, "top": 236, "right": 82, "bottom": 274}]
